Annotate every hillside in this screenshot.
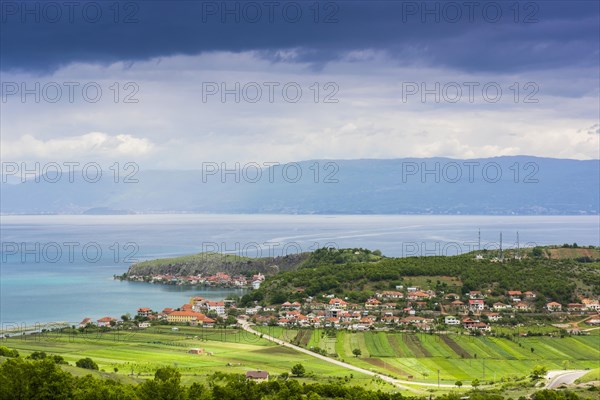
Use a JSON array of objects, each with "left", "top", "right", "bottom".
[
  {"left": 125, "top": 252, "right": 310, "bottom": 277},
  {"left": 240, "top": 247, "right": 600, "bottom": 306}
]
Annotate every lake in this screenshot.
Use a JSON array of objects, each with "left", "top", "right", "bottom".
[{"left": 1, "top": 214, "right": 598, "bottom": 327}]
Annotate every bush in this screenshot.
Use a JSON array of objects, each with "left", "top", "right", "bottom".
[
  {"left": 0, "top": 346, "right": 19, "bottom": 358},
  {"left": 76, "top": 357, "right": 99, "bottom": 370}
]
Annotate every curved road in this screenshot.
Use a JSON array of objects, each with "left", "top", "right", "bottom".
[
  {"left": 545, "top": 370, "right": 589, "bottom": 389},
  {"left": 238, "top": 320, "right": 465, "bottom": 391}
]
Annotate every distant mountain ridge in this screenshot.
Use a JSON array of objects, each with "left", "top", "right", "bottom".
[{"left": 1, "top": 156, "right": 598, "bottom": 215}]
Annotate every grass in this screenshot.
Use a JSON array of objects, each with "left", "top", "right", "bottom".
[
  {"left": 2, "top": 325, "right": 383, "bottom": 389},
  {"left": 576, "top": 369, "right": 600, "bottom": 384},
  {"left": 249, "top": 327, "right": 600, "bottom": 385}
]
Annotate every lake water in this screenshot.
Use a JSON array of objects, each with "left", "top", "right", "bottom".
[{"left": 1, "top": 214, "right": 598, "bottom": 327}]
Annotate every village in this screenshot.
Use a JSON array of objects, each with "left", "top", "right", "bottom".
[
  {"left": 82, "top": 285, "right": 600, "bottom": 335},
  {"left": 122, "top": 271, "right": 266, "bottom": 290}
]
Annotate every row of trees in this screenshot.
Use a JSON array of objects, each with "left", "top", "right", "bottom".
[{"left": 0, "top": 357, "right": 585, "bottom": 400}]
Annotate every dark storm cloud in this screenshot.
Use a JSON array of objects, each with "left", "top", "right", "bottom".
[{"left": 1, "top": 0, "right": 598, "bottom": 73}]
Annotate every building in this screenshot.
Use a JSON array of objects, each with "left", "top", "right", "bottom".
[
  {"left": 493, "top": 302, "right": 510, "bottom": 311},
  {"left": 546, "top": 302, "right": 562, "bottom": 312},
  {"left": 97, "top": 317, "right": 116, "bottom": 327},
  {"left": 137, "top": 307, "right": 152, "bottom": 317},
  {"left": 468, "top": 299, "right": 485, "bottom": 312},
  {"left": 328, "top": 298, "right": 348, "bottom": 309},
  {"left": 79, "top": 318, "right": 92, "bottom": 328},
  {"left": 444, "top": 316, "right": 460, "bottom": 325},
  {"left": 206, "top": 301, "right": 226, "bottom": 316},
  {"left": 166, "top": 310, "right": 213, "bottom": 325},
  {"left": 245, "top": 370, "right": 269, "bottom": 382}
]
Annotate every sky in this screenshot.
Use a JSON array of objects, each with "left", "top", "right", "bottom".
[{"left": 1, "top": 0, "right": 599, "bottom": 169}]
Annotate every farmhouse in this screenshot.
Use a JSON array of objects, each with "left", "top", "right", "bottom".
[
  {"left": 444, "top": 316, "right": 460, "bottom": 325},
  {"left": 245, "top": 371, "right": 269, "bottom": 382}
]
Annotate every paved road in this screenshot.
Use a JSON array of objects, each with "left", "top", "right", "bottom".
[
  {"left": 545, "top": 370, "right": 589, "bottom": 389},
  {"left": 237, "top": 320, "right": 467, "bottom": 391}
]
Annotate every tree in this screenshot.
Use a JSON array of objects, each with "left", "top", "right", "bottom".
[
  {"left": 76, "top": 357, "right": 99, "bottom": 370},
  {"left": 291, "top": 363, "right": 305, "bottom": 377},
  {"left": 471, "top": 378, "right": 480, "bottom": 388},
  {"left": 352, "top": 348, "right": 362, "bottom": 358},
  {"left": 27, "top": 351, "right": 47, "bottom": 360},
  {"left": 0, "top": 346, "right": 19, "bottom": 358},
  {"left": 530, "top": 365, "right": 548, "bottom": 380},
  {"left": 138, "top": 367, "right": 186, "bottom": 400},
  {"left": 455, "top": 380, "right": 463, "bottom": 388}
]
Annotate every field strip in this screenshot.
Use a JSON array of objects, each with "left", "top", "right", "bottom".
[{"left": 238, "top": 319, "right": 468, "bottom": 390}]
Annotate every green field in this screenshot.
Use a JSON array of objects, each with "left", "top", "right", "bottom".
[
  {"left": 1, "top": 326, "right": 382, "bottom": 389},
  {"left": 252, "top": 327, "right": 600, "bottom": 384},
  {"left": 576, "top": 369, "right": 600, "bottom": 384}
]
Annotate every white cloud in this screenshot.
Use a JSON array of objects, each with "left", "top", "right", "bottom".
[
  {"left": 1, "top": 51, "right": 598, "bottom": 167},
  {"left": 1, "top": 132, "right": 155, "bottom": 160}
]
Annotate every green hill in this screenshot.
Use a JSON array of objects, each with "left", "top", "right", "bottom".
[
  {"left": 240, "top": 247, "right": 600, "bottom": 306},
  {"left": 125, "top": 252, "right": 310, "bottom": 277}
]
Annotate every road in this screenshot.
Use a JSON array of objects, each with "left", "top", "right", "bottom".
[
  {"left": 237, "top": 320, "right": 467, "bottom": 391},
  {"left": 545, "top": 370, "right": 589, "bottom": 389}
]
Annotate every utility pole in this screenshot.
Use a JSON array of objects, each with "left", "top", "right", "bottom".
[
  {"left": 478, "top": 228, "right": 481, "bottom": 250},
  {"left": 516, "top": 231, "right": 520, "bottom": 259},
  {"left": 499, "top": 233, "right": 503, "bottom": 260}
]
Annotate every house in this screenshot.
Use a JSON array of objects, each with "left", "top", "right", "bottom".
[
  {"left": 188, "top": 348, "right": 205, "bottom": 355},
  {"left": 245, "top": 371, "right": 269, "bottom": 382},
  {"left": 462, "top": 318, "right": 490, "bottom": 331},
  {"left": 444, "top": 316, "right": 460, "bottom": 325},
  {"left": 138, "top": 321, "right": 151, "bottom": 328},
  {"left": 514, "top": 302, "right": 531, "bottom": 312},
  {"left": 468, "top": 299, "right": 485, "bottom": 312},
  {"left": 206, "top": 301, "right": 226, "bottom": 316},
  {"left": 407, "top": 291, "right": 434, "bottom": 301},
  {"left": 450, "top": 300, "right": 465, "bottom": 310},
  {"left": 493, "top": 302, "right": 510, "bottom": 311},
  {"left": 567, "top": 303, "right": 584, "bottom": 312},
  {"left": 328, "top": 298, "right": 347, "bottom": 309},
  {"left": 365, "top": 299, "right": 381, "bottom": 309},
  {"left": 377, "top": 291, "right": 404, "bottom": 300},
  {"left": 524, "top": 291, "right": 536, "bottom": 299},
  {"left": 546, "top": 302, "right": 562, "bottom": 312},
  {"left": 97, "top": 317, "right": 116, "bottom": 327},
  {"left": 137, "top": 307, "right": 152, "bottom": 317},
  {"left": 79, "top": 318, "right": 92, "bottom": 328},
  {"left": 469, "top": 291, "right": 485, "bottom": 299},
  {"left": 484, "top": 312, "right": 502, "bottom": 322},
  {"left": 582, "top": 299, "right": 600, "bottom": 311}
]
